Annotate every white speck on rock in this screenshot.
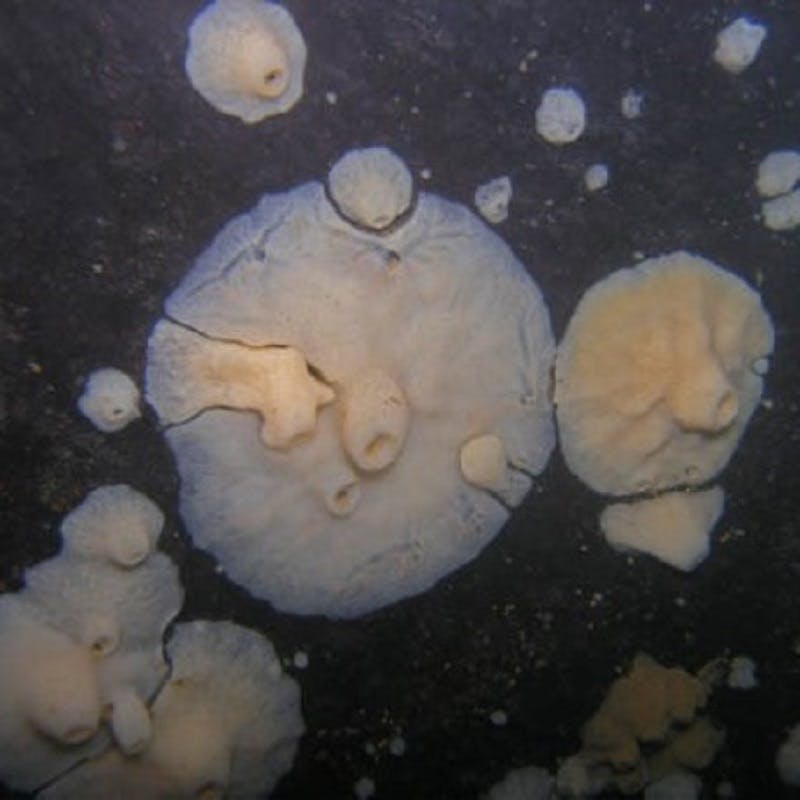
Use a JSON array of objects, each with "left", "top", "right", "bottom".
[
  {"left": 389, "top": 735, "right": 406, "bottom": 756},
  {"left": 354, "top": 776, "right": 376, "bottom": 799},
  {"left": 292, "top": 650, "right": 309, "bottom": 669},
  {"left": 621, "top": 89, "right": 645, "bottom": 119},
  {"left": 713, "top": 17, "right": 767, "bottom": 74},
  {"left": 776, "top": 724, "right": 800, "bottom": 787},
  {"left": 762, "top": 189, "right": 800, "bottom": 231},
  {"left": 756, "top": 150, "right": 800, "bottom": 198},
  {"left": 727, "top": 655, "right": 758, "bottom": 690},
  {"left": 490, "top": 709, "right": 509, "bottom": 726},
  {"left": 645, "top": 770, "right": 702, "bottom": 800},
  {"left": 535, "top": 87, "right": 586, "bottom": 144},
  {"left": 474, "top": 176, "right": 513, "bottom": 224},
  {"left": 584, "top": 163, "right": 610, "bottom": 192}
]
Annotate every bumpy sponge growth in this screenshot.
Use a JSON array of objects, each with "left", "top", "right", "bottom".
[
  {"left": 555, "top": 251, "right": 774, "bottom": 496},
  {"left": 146, "top": 147, "right": 555, "bottom": 617}
]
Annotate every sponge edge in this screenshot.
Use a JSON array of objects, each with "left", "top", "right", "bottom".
[
  {"left": 599, "top": 486, "right": 725, "bottom": 571},
  {"left": 185, "top": 0, "right": 307, "bottom": 123}
]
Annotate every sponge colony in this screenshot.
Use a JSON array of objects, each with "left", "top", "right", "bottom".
[
  {"left": 554, "top": 251, "right": 774, "bottom": 496},
  {"left": 146, "top": 146, "right": 555, "bottom": 618},
  {"left": 185, "top": 0, "right": 307, "bottom": 123},
  {"left": 556, "top": 653, "right": 725, "bottom": 797}
]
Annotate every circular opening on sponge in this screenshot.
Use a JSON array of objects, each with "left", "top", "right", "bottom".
[
  {"left": 326, "top": 482, "right": 361, "bottom": 517},
  {"left": 91, "top": 634, "right": 117, "bottom": 656},
  {"left": 261, "top": 67, "right": 287, "bottom": 97}
]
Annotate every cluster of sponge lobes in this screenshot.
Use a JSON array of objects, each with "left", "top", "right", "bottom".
[{"left": 0, "top": 486, "right": 304, "bottom": 798}]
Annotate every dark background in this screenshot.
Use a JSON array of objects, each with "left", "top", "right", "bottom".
[{"left": 1, "top": 0, "right": 798, "bottom": 797}]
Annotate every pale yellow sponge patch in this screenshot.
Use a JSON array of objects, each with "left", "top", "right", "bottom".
[
  {"left": 555, "top": 251, "right": 774, "bottom": 496},
  {"left": 459, "top": 434, "right": 509, "bottom": 494},
  {"left": 147, "top": 320, "right": 333, "bottom": 450},
  {"left": 599, "top": 486, "right": 725, "bottom": 571},
  {"left": 557, "top": 653, "right": 725, "bottom": 798}
]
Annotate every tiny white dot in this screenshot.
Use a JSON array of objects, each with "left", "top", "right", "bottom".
[{"left": 489, "top": 709, "right": 508, "bottom": 726}]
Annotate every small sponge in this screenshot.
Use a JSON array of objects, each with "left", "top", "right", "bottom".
[
  {"left": 185, "top": 0, "right": 307, "bottom": 123},
  {"left": 41, "top": 621, "right": 305, "bottom": 800}
]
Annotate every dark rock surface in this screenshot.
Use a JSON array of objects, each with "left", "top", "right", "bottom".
[{"left": 1, "top": 0, "right": 798, "bottom": 797}]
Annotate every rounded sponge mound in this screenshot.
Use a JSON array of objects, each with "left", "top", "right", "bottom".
[
  {"left": 555, "top": 251, "right": 774, "bottom": 496},
  {"left": 146, "top": 147, "right": 556, "bottom": 618}
]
